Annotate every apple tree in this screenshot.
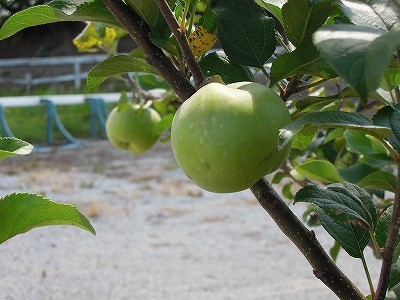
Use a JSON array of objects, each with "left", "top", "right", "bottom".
[{"left": 1, "top": 0, "right": 400, "bottom": 299}]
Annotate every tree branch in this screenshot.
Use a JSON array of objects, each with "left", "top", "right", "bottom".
[
  {"left": 154, "top": 0, "right": 206, "bottom": 88},
  {"left": 282, "top": 75, "right": 301, "bottom": 101},
  {"left": 101, "top": 0, "right": 196, "bottom": 101},
  {"left": 375, "top": 164, "right": 400, "bottom": 300},
  {"left": 103, "top": 2, "right": 365, "bottom": 299},
  {"left": 251, "top": 178, "right": 365, "bottom": 300}
]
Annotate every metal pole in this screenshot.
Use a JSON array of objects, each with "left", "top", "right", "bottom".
[{"left": 74, "top": 62, "right": 81, "bottom": 91}]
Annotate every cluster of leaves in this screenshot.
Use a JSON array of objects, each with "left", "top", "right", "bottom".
[
  {"left": 73, "top": 22, "right": 126, "bottom": 54},
  {"left": 0, "top": 0, "right": 399, "bottom": 298}
]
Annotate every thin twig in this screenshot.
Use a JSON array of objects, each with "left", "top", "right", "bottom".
[
  {"left": 375, "top": 165, "right": 400, "bottom": 299},
  {"left": 101, "top": 0, "right": 196, "bottom": 101},
  {"left": 154, "top": 0, "right": 206, "bottom": 88},
  {"left": 290, "top": 78, "right": 330, "bottom": 94},
  {"left": 282, "top": 75, "right": 301, "bottom": 101},
  {"left": 187, "top": 0, "right": 199, "bottom": 36},
  {"left": 275, "top": 30, "right": 291, "bottom": 53},
  {"left": 375, "top": 53, "right": 400, "bottom": 299},
  {"left": 395, "top": 87, "right": 400, "bottom": 104},
  {"left": 361, "top": 252, "right": 375, "bottom": 298},
  {"left": 251, "top": 178, "right": 365, "bottom": 300},
  {"left": 103, "top": 2, "right": 366, "bottom": 299}
]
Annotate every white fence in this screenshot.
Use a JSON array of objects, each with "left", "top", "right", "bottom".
[{"left": 0, "top": 54, "right": 108, "bottom": 91}]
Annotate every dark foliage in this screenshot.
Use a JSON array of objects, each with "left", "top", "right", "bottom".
[{"left": 0, "top": 0, "right": 50, "bottom": 24}]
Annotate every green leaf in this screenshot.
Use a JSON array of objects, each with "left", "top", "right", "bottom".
[
  {"left": 0, "top": 137, "right": 33, "bottom": 160},
  {"left": 254, "top": 0, "right": 285, "bottom": 24},
  {"left": 338, "top": 163, "right": 376, "bottom": 184},
  {"left": 313, "top": 25, "right": 400, "bottom": 101},
  {"left": 373, "top": 105, "right": 400, "bottom": 154},
  {"left": 270, "top": 37, "right": 336, "bottom": 86},
  {"left": 386, "top": 282, "right": 400, "bottom": 299},
  {"left": 375, "top": 206, "right": 393, "bottom": 248},
  {"left": 344, "top": 128, "right": 389, "bottom": 153},
  {"left": 338, "top": 0, "right": 400, "bottom": 31},
  {"left": 154, "top": 113, "right": 174, "bottom": 134},
  {"left": 357, "top": 171, "right": 397, "bottom": 192},
  {"left": 0, "top": 193, "right": 95, "bottom": 244},
  {"left": 384, "top": 65, "right": 400, "bottom": 90},
  {"left": 376, "top": 207, "right": 400, "bottom": 282},
  {"left": 211, "top": 0, "right": 276, "bottom": 68},
  {"left": 282, "top": 182, "right": 294, "bottom": 199},
  {"left": 330, "top": 240, "right": 341, "bottom": 262},
  {"left": 0, "top": 0, "right": 121, "bottom": 40},
  {"left": 294, "top": 86, "right": 388, "bottom": 117},
  {"left": 199, "top": 51, "right": 254, "bottom": 84},
  {"left": 295, "top": 182, "right": 377, "bottom": 258},
  {"left": 73, "top": 22, "right": 127, "bottom": 53},
  {"left": 295, "top": 159, "right": 344, "bottom": 183},
  {"left": 124, "top": 0, "right": 174, "bottom": 42},
  {"left": 138, "top": 74, "right": 170, "bottom": 91},
  {"left": 344, "top": 129, "right": 393, "bottom": 167},
  {"left": 291, "top": 126, "right": 317, "bottom": 150},
  {"left": 271, "top": 172, "right": 289, "bottom": 184},
  {"left": 282, "top": 0, "right": 336, "bottom": 47},
  {"left": 87, "top": 55, "right": 157, "bottom": 91},
  {"left": 323, "top": 128, "right": 344, "bottom": 144},
  {"left": 389, "top": 259, "right": 400, "bottom": 291},
  {"left": 279, "top": 111, "right": 393, "bottom": 149}
]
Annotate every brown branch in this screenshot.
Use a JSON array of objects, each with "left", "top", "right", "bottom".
[
  {"left": 282, "top": 75, "right": 301, "bottom": 101},
  {"left": 251, "top": 178, "right": 365, "bottom": 300},
  {"left": 375, "top": 164, "right": 400, "bottom": 299},
  {"left": 103, "top": 2, "right": 365, "bottom": 299},
  {"left": 101, "top": 0, "right": 196, "bottom": 101},
  {"left": 154, "top": 0, "right": 206, "bottom": 88},
  {"left": 395, "top": 87, "right": 400, "bottom": 105}
]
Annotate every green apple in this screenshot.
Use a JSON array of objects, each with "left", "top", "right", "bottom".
[
  {"left": 106, "top": 104, "right": 161, "bottom": 154},
  {"left": 171, "top": 82, "right": 292, "bottom": 193}
]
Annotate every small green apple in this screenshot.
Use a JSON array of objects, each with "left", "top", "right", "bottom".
[
  {"left": 171, "top": 82, "right": 292, "bottom": 193},
  {"left": 106, "top": 104, "right": 161, "bottom": 154}
]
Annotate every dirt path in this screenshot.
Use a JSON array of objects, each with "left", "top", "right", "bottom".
[{"left": 0, "top": 141, "right": 380, "bottom": 299}]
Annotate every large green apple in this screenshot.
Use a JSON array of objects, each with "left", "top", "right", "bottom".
[
  {"left": 106, "top": 104, "right": 161, "bottom": 154},
  {"left": 171, "top": 82, "right": 292, "bottom": 193}
]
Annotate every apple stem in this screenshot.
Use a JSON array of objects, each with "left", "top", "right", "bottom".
[{"left": 250, "top": 178, "right": 365, "bottom": 300}]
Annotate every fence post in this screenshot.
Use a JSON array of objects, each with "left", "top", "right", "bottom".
[
  {"left": 25, "top": 72, "right": 32, "bottom": 94},
  {"left": 74, "top": 62, "right": 81, "bottom": 91}
]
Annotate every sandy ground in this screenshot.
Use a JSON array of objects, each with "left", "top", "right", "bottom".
[{"left": 0, "top": 141, "right": 382, "bottom": 300}]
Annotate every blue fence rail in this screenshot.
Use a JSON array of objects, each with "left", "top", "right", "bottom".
[{"left": 0, "top": 93, "right": 121, "bottom": 152}]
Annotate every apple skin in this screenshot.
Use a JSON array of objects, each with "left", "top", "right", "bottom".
[
  {"left": 171, "top": 82, "right": 292, "bottom": 193},
  {"left": 106, "top": 104, "right": 161, "bottom": 154}
]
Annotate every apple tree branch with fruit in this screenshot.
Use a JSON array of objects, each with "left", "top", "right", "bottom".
[{"left": 1, "top": 0, "right": 400, "bottom": 299}]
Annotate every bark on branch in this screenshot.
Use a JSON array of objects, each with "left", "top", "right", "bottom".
[
  {"left": 102, "top": 0, "right": 196, "bottom": 101},
  {"left": 154, "top": 0, "right": 206, "bottom": 88},
  {"left": 103, "top": 1, "right": 365, "bottom": 299},
  {"left": 251, "top": 178, "right": 365, "bottom": 300}
]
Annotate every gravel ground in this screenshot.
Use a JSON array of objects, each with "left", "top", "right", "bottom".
[{"left": 0, "top": 141, "right": 381, "bottom": 299}]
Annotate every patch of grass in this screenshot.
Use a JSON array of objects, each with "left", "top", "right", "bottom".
[
  {"left": 2, "top": 101, "right": 116, "bottom": 144},
  {"left": 0, "top": 82, "right": 123, "bottom": 143}
]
